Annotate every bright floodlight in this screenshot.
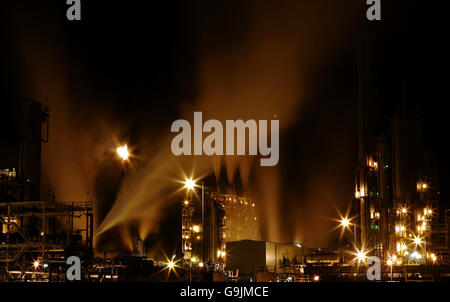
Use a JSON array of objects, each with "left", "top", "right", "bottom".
[
  {"left": 217, "top": 250, "right": 226, "bottom": 258},
  {"left": 355, "top": 249, "right": 367, "bottom": 263},
  {"left": 412, "top": 235, "right": 423, "bottom": 246},
  {"left": 184, "top": 178, "right": 195, "bottom": 191},
  {"left": 116, "top": 144, "right": 129, "bottom": 161},
  {"left": 167, "top": 260, "right": 175, "bottom": 270},
  {"left": 431, "top": 253, "right": 437, "bottom": 263},
  {"left": 340, "top": 217, "right": 350, "bottom": 228},
  {"left": 33, "top": 260, "right": 40, "bottom": 269}
]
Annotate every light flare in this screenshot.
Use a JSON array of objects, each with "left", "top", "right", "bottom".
[
  {"left": 340, "top": 217, "right": 350, "bottom": 228},
  {"left": 353, "top": 248, "right": 368, "bottom": 264},
  {"left": 184, "top": 178, "right": 196, "bottom": 191},
  {"left": 116, "top": 144, "right": 129, "bottom": 161}
]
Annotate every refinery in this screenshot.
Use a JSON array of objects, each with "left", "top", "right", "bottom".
[
  {"left": 1, "top": 0, "right": 449, "bottom": 284},
  {"left": 1, "top": 97, "right": 449, "bottom": 282}
]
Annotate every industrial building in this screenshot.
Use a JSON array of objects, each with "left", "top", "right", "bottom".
[
  {"left": 2, "top": 94, "right": 449, "bottom": 282},
  {"left": 181, "top": 189, "right": 260, "bottom": 266},
  {"left": 353, "top": 29, "right": 449, "bottom": 267},
  {"left": 0, "top": 99, "right": 93, "bottom": 281},
  {"left": 225, "top": 240, "right": 303, "bottom": 274},
  {"left": 174, "top": 29, "right": 450, "bottom": 281}
]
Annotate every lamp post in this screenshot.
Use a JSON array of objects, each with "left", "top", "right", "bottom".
[
  {"left": 183, "top": 179, "right": 195, "bottom": 262},
  {"left": 184, "top": 178, "right": 205, "bottom": 264},
  {"left": 201, "top": 181, "right": 205, "bottom": 265}
]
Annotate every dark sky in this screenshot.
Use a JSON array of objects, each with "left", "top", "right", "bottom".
[{"left": 1, "top": 0, "right": 449, "bottom": 252}]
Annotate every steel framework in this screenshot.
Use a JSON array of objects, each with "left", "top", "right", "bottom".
[{"left": 0, "top": 200, "right": 93, "bottom": 281}]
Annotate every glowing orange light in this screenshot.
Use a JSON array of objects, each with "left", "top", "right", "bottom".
[
  {"left": 431, "top": 253, "right": 437, "bottom": 263},
  {"left": 217, "top": 249, "right": 226, "bottom": 258},
  {"left": 116, "top": 144, "right": 129, "bottom": 161},
  {"left": 167, "top": 261, "right": 175, "bottom": 270},
  {"left": 412, "top": 235, "right": 423, "bottom": 246},
  {"left": 354, "top": 248, "right": 368, "bottom": 264},
  {"left": 340, "top": 217, "right": 350, "bottom": 228},
  {"left": 184, "top": 179, "right": 195, "bottom": 191},
  {"left": 417, "top": 182, "right": 428, "bottom": 191}
]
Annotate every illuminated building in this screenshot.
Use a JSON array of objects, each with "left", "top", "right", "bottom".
[
  {"left": 181, "top": 188, "right": 260, "bottom": 265},
  {"left": 353, "top": 30, "right": 447, "bottom": 265}
]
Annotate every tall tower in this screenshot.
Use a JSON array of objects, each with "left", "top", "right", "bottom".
[
  {"left": 354, "top": 28, "right": 388, "bottom": 260},
  {"left": 355, "top": 29, "right": 372, "bottom": 251},
  {"left": 182, "top": 200, "right": 194, "bottom": 261},
  {"left": 19, "top": 99, "right": 49, "bottom": 201}
]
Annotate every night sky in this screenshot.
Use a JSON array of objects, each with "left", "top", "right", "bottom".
[{"left": 1, "top": 0, "right": 449, "bottom": 254}]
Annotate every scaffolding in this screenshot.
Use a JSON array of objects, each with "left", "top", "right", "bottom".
[
  {"left": 0, "top": 200, "right": 93, "bottom": 281},
  {"left": 181, "top": 201, "right": 194, "bottom": 261}
]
